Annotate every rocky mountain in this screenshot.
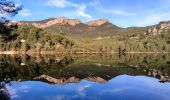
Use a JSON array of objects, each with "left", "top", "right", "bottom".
[
  {"left": 11, "top": 17, "right": 122, "bottom": 37},
  {"left": 14, "top": 17, "right": 81, "bottom": 28},
  {"left": 14, "top": 17, "right": 111, "bottom": 28},
  {"left": 33, "top": 18, "right": 81, "bottom": 28},
  {"left": 11, "top": 17, "right": 170, "bottom": 38}
]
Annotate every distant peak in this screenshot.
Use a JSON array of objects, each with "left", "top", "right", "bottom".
[{"left": 86, "top": 19, "right": 110, "bottom": 26}]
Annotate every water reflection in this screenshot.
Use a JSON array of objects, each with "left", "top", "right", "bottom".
[
  {"left": 0, "top": 54, "right": 170, "bottom": 100},
  {"left": 3, "top": 75, "right": 170, "bottom": 100}
]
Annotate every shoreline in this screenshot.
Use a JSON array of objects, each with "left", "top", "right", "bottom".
[{"left": 0, "top": 51, "right": 169, "bottom": 55}]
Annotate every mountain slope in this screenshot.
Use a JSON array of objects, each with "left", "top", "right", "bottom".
[
  {"left": 13, "top": 17, "right": 124, "bottom": 37},
  {"left": 13, "top": 17, "right": 150, "bottom": 38}
]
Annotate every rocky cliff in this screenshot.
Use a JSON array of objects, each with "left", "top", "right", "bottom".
[
  {"left": 13, "top": 18, "right": 112, "bottom": 28},
  {"left": 86, "top": 19, "right": 109, "bottom": 26},
  {"left": 145, "top": 21, "right": 170, "bottom": 35},
  {"left": 14, "top": 17, "right": 82, "bottom": 28}
]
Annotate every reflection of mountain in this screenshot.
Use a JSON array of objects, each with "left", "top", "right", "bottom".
[
  {"left": 32, "top": 64, "right": 145, "bottom": 84},
  {"left": 34, "top": 75, "right": 107, "bottom": 84},
  {"left": 0, "top": 54, "right": 170, "bottom": 84},
  {"left": 34, "top": 67, "right": 170, "bottom": 84}
]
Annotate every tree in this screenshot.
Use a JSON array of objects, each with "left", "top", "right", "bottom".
[
  {"left": 0, "top": 0, "right": 22, "bottom": 22},
  {"left": 0, "top": 0, "right": 22, "bottom": 51}
]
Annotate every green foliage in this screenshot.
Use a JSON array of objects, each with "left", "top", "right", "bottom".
[{"left": 0, "top": 24, "right": 74, "bottom": 51}]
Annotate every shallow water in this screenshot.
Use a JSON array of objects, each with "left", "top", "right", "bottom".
[{"left": 0, "top": 54, "right": 170, "bottom": 100}]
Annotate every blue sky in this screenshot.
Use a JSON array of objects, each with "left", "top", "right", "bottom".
[{"left": 13, "top": 0, "right": 170, "bottom": 27}]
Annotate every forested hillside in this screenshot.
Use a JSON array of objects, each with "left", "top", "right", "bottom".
[{"left": 0, "top": 17, "right": 170, "bottom": 53}]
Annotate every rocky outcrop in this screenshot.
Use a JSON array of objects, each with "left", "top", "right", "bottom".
[
  {"left": 145, "top": 21, "right": 170, "bottom": 35},
  {"left": 159, "top": 21, "right": 170, "bottom": 30},
  {"left": 12, "top": 18, "right": 111, "bottom": 28},
  {"left": 32, "top": 17, "right": 82, "bottom": 28},
  {"left": 13, "top": 17, "right": 82, "bottom": 28},
  {"left": 87, "top": 19, "right": 109, "bottom": 26}
]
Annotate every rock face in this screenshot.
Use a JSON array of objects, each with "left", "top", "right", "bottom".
[
  {"left": 13, "top": 17, "right": 82, "bottom": 28},
  {"left": 32, "top": 17, "right": 82, "bottom": 28},
  {"left": 145, "top": 21, "right": 170, "bottom": 35},
  {"left": 87, "top": 19, "right": 109, "bottom": 26},
  {"left": 160, "top": 21, "right": 170, "bottom": 30},
  {"left": 13, "top": 18, "right": 112, "bottom": 28}
]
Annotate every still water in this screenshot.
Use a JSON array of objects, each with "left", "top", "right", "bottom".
[{"left": 0, "top": 54, "right": 170, "bottom": 100}]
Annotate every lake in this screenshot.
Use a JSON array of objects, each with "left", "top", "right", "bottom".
[{"left": 0, "top": 54, "right": 170, "bottom": 100}]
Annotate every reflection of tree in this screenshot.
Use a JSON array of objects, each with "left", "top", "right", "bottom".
[
  {"left": 0, "top": 55, "right": 74, "bottom": 80},
  {"left": 118, "top": 54, "right": 170, "bottom": 82},
  {"left": 0, "top": 54, "right": 170, "bottom": 84},
  {"left": 0, "top": 82, "right": 10, "bottom": 100},
  {"left": 0, "top": 0, "right": 22, "bottom": 22}
]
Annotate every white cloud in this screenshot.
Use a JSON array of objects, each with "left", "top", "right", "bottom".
[
  {"left": 47, "top": 0, "right": 76, "bottom": 8},
  {"left": 6, "top": 85, "right": 19, "bottom": 99},
  {"left": 134, "top": 4, "right": 170, "bottom": 26},
  {"left": 47, "top": 95, "right": 66, "bottom": 100},
  {"left": 100, "top": 87, "right": 131, "bottom": 94},
  {"left": 140, "top": 5, "right": 170, "bottom": 14},
  {"left": 135, "top": 13, "right": 170, "bottom": 26},
  {"left": 98, "top": 7, "right": 135, "bottom": 16},
  {"left": 88, "top": 0, "right": 100, "bottom": 6},
  {"left": 19, "top": 9, "right": 32, "bottom": 17},
  {"left": 14, "top": 0, "right": 20, "bottom": 4},
  {"left": 78, "top": 84, "right": 91, "bottom": 91},
  {"left": 77, "top": 5, "right": 92, "bottom": 18},
  {"left": 0, "top": 13, "right": 8, "bottom": 18},
  {"left": 46, "top": 0, "right": 92, "bottom": 18}
]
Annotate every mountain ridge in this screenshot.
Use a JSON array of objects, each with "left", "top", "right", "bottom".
[
  {"left": 13, "top": 17, "right": 113, "bottom": 28},
  {"left": 11, "top": 17, "right": 170, "bottom": 30},
  {"left": 10, "top": 17, "right": 170, "bottom": 38}
]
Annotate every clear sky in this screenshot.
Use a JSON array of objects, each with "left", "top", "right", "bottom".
[{"left": 13, "top": 0, "right": 170, "bottom": 28}]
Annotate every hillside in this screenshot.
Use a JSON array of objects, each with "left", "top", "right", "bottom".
[
  {"left": 1, "top": 17, "right": 170, "bottom": 53},
  {"left": 13, "top": 17, "right": 148, "bottom": 38}
]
